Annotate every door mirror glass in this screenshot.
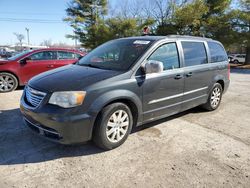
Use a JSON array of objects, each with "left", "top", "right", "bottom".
[{"left": 144, "top": 60, "right": 164, "bottom": 74}]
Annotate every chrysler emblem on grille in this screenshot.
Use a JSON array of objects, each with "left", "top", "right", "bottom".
[
  {"left": 25, "top": 86, "right": 46, "bottom": 108},
  {"left": 28, "top": 87, "right": 46, "bottom": 96}
]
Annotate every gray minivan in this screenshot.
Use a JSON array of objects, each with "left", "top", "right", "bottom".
[{"left": 20, "top": 35, "right": 230, "bottom": 150}]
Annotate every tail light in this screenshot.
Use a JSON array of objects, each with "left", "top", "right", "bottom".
[{"left": 228, "top": 63, "right": 230, "bottom": 80}]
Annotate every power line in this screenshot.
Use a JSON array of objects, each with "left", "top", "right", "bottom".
[
  {"left": 0, "top": 17, "right": 65, "bottom": 24},
  {"left": 0, "top": 11, "right": 63, "bottom": 16}
]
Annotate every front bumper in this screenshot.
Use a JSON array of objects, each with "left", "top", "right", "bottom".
[{"left": 20, "top": 98, "right": 95, "bottom": 145}]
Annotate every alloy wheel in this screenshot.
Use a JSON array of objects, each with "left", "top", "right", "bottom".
[
  {"left": 210, "top": 87, "right": 221, "bottom": 108},
  {"left": 0, "top": 75, "right": 15, "bottom": 92},
  {"left": 106, "top": 110, "right": 129, "bottom": 143}
]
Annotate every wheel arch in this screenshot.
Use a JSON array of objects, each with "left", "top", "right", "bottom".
[
  {"left": 212, "top": 74, "right": 226, "bottom": 91},
  {"left": 216, "top": 79, "right": 224, "bottom": 91},
  {"left": 88, "top": 90, "right": 143, "bottom": 138}
]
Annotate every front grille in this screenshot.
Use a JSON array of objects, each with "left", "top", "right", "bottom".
[{"left": 24, "top": 86, "right": 46, "bottom": 108}]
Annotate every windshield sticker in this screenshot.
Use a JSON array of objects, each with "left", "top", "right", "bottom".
[{"left": 133, "top": 40, "right": 151, "bottom": 45}]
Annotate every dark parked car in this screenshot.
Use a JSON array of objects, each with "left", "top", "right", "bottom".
[
  {"left": 0, "top": 51, "right": 14, "bottom": 59},
  {"left": 0, "top": 48, "right": 85, "bottom": 92},
  {"left": 20, "top": 35, "right": 230, "bottom": 150}
]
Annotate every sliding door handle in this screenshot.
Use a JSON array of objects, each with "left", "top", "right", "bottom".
[
  {"left": 186, "top": 72, "right": 193, "bottom": 77},
  {"left": 174, "top": 74, "right": 183, "bottom": 80},
  {"left": 47, "top": 65, "right": 54, "bottom": 68}
]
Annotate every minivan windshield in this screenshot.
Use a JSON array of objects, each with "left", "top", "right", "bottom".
[
  {"left": 8, "top": 50, "right": 32, "bottom": 60},
  {"left": 77, "top": 39, "right": 153, "bottom": 71}
]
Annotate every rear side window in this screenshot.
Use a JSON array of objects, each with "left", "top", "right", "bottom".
[
  {"left": 57, "top": 51, "right": 75, "bottom": 59},
  {"left": 207, "top": 42, "right": 227, "bottom": 63},
  {"left": 181, "top": 41, "right": 207, "bottom": 67}
]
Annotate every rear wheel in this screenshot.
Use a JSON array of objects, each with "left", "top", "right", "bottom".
[
  {"left": 93, "top": 103, "right": 133, "bottom": 150},
  {"left": 233, "top": 59, "right": 239, "bottom": 64},
  {"left": 0, "top": 73, "right": 18, "bottom": 92},
  {"left": 202, "top": 83, "right": 223, "bottom": 111}
]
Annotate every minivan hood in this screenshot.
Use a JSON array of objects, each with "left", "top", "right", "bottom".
[{"left": 29, "top": 64, "right": 122, "bottom": 92}]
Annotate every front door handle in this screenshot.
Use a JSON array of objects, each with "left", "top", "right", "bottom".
[
  {"left": 174, "top": 74, "right": 183, "bottom": 80},
  {"left": 186, "top": 72, "right": 193, "bottom": 77},
  {"left": 47, "top": 65, "right": 54, "bottom": 68}
]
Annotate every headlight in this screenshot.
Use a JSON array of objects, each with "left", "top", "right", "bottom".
[{"left": 49, "top": 91, "right": 86, "bottom": 108}]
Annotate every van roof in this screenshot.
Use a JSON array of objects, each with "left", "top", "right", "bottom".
[{"left": 122, "top": 35, "right": 214, "bottom": 42}]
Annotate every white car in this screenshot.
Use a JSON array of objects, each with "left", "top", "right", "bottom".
[{"left": 229, "top": 54, "right": 246, "bottom": 64}]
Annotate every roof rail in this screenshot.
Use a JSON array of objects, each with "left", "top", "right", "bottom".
[{"left": 166, "top": 35, "right": 213, "bottom": 40}]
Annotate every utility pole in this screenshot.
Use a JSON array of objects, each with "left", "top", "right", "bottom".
[
  {"left": 75, "top": 35, "right": 77, "bottom": 49},
  {"left": 25, "top": 28, "right": 30, "bottom": 45}
]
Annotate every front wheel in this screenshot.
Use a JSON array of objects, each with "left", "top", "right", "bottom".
[
  {"left": 0, "top": 72, "right": 18, "bottom": 92},
  {"left": 93, "top": 103, "right": 133, "bottom": 150},
  {"left": 202, "top": 83, "right": 223, "bottom": 111}
]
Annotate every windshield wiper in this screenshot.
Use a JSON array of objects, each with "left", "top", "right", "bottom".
[
  {"left": 77, "top": 63, "right": 115, "bottom": 70},
  {"left": 78, "top": 63, "right": 102, "bottom": 69}
]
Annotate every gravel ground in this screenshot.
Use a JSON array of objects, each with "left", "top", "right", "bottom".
[{"left": 0, "top": 70, "right": 250, "bottom": 188}]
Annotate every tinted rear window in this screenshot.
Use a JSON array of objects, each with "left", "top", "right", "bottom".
[
  {"left": 181, "top": 41, "right": 207, "bottom": 67},
  {"left": 57, "top": 51, "right": 75, "bottom": 59},
  {"left": 207, "top": 42, "right": 227, "bottom": 63}
]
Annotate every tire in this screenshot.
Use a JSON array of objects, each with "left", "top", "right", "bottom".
[
  {"left": 93, "top": 102, "right": 133, "bottom": 150},
  {"left": 233, "top": 60, "right": 239, "bottom": 64},
  {"left": 202, "top": 83, "right": 223, "bottom": 111},
  {"left": 0, "top": 72, "right": 18, "bottom": 92}
]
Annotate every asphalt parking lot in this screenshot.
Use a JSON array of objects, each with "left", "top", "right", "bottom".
[{"left": 0, "top": 69, "right": 250, "bottom": 188}]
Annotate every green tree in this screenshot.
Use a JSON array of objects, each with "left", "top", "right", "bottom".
[
  {"left": 64, "top": 0, "right": 155, "bottom": 49},
  {"left": 205, "top": 0, "right": 231, "bottom": 16},
  {"left": 64, "top": 0, "right": 250, "bottom": 62},
  {"left": 174, "top": 0, "right": 209, "bottom": 36},
  {"left": 105, "top": 17, "right": 155, "bottom": 38},
  {"left": 230, "top": 0, "right": 250, "bottom": 64},
  {"left": 173, "top": 0, "right": 233, "bottom": 37},
  {"left": 64, "top": 0, "right": 108, "bottom": 49}
]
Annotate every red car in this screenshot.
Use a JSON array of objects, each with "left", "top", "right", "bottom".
[{"left": 0, "top": 48, "right": 85, "bottom": 92}]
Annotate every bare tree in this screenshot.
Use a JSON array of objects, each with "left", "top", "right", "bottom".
[
  {"left": 13, "top": 33, "right": 25, "bottom": 50},
  {"left": 110, "top": 0, "right": 145, "bottom": 18},
  {"left": 142, "top": 0, "right": 188, "bottom": 26},
  {"left": 40, "top": 39, "right": 52, "bottom": 47},
  {"left": 111, "top": 0, "right": 188, "bottom": 25}
]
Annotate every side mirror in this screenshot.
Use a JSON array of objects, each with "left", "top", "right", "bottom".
[
  {"left": 20, "top": 57, "right": 31, "bottom": 65},
  {"left": 143, "top": 60, "right": 164, "bottom": 74}
]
